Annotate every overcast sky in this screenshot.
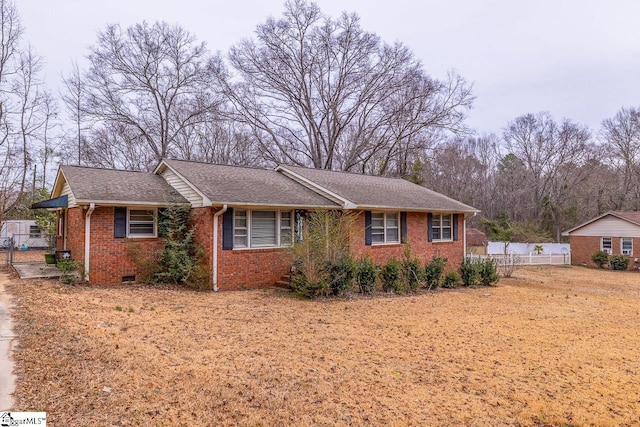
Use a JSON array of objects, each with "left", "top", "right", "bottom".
[{"left": 18, "top": 0, "right": 640, "bottom": 136}]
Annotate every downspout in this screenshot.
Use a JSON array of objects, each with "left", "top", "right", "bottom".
[
  {"left": 212, "top": 204, "right": 228, "bottom": 292},
  {"left": 84, "top": 203, "right": 95, "bottom": 282},
  {"left": 463, "top": 214, "right": 467, "bottom": 258}
]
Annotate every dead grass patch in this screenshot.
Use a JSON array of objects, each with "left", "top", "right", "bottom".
[{"left": 5, "top": 265, "right": 640, "bottom": 426}]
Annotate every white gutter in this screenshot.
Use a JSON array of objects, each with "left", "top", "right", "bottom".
[
  {"left": 84, "top": 203, "right": 95, "bottom": 281},
  {"left": 212, "top": 204, "right": 228, "bottom": 292}
]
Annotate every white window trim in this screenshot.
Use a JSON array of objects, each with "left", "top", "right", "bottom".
[
  {"left": 29, "top": 225, "right": 42, "bottom": 238},
  {"left": 371, "top": 211, "right": 401, "bottom": 245},
  {"left": 233, "top": 209, "right": 294, "bottom": 249},
  {"left": 431, "top": 213, "right": 453, "bottom": 242},
  {"left": 601, "top": 237, "right": 612, "bottom": 254},
  {"left": 127, "top": 207, "right": 157, "bottom": 238},
  {"left": 621, "top": 237, "right": 633, "bottom": 256}
]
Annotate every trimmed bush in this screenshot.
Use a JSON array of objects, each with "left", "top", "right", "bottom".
[
  {"left": 403, "top": 258, "right": 423, "bottom": 293},
  {"left": 355, "top": 257, "right": 379, "bottom": 295},
  {"left": 608, "top": 254, "right": 629, "bottom": 271},
  {"left": 424, "top": 255, "right": 447, "bottom": 289},
  {"left": 327, "top": 257, "right": 356, "bottom": 296},
  {"left": 442, "top": 270, "right": 462, "bottom": 288},
  {"left": 381, "top": 258, "right": 403, "bottom": 294},
  {"left": 591, "top": 250, "right": 609, "bottom": 269},
  {"left": 290, "top": 272, "right": 329, "bottom": 298},
  {"left": 479, "top": 258, "right": 500, "bottom": 286},
  {"left": 460, "top": 257, "right": 482, "bottom": 286}
]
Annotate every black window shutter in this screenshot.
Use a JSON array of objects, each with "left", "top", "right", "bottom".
[
  {"left": 295, "top": 210, "right": 306, "bottom": 243},
  {"left": 453, "top": 213, "right": 459, "bottom": 241},
  {"left": 222, "top": 208, "right": 234, "bottom": 250},
  {"left": 114, "top": 207, "right": 127, "bottom": 238},
  {"left": 364, "top": 211, "right": 372, "bottom": 246},
  {"left": 401, "top": 212, "right": 408, "bottom": 243},
  {"left": 427, "top": 213, "right": 433, "bottom": 242}
]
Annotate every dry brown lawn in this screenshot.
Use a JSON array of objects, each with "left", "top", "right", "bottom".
[{"left": 4, "top": 265, "right": 640, "bottom": 426}]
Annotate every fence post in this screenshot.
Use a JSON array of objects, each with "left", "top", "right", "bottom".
[{"left": 8, "top": 237, "right": 14, "bottom": 265}]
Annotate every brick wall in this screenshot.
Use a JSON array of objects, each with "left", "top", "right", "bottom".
[
  {"left": 62, "top": 206, "right": 164, "bottom": 285},
  {"left": 349, "top": 211, "right": 465, "bottom": 271},
  {"left": 570, "top": 235, "right": 640, "bottom": 270},
  {"left": 215, "top": 206, "right": 291, "bottom": 290},
  {"left": 63, "top": 205, "right": 468, "bottom": 288},
  {"left": 62, "top": 207, "right": 85, "bottom": 265}
]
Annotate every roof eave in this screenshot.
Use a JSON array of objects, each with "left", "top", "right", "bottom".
[
  {"left": 209, "top": 201, "right": 340, "bottom": 209},
  {"left": 74, "top": 199, "right": 188, "bottom": 207},
  {"left": 355, "top": 205, "right": 480, "bottom": 214}
]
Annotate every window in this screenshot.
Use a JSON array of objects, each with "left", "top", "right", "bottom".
[
  {"left": 432, "top": 214, "right": 452, "bottom": 241},
  {"left": 621, "top": 238, "right": 633, "bottom": 256},
  {"left": 371, "top": 212, "right": 400, "bottom": 244},
  {"left": 128, "top": 209, "right": 156, "bottom": 237},
  {"left": 601, "top": 237, "right": 612, "bottom": 254},
  {"left": 234, "top": 210, "right": 248, "bottom": 248},
  {"left": 280, "top": 211, "right": 293, "bottom": 246},
  {"left": 233, "top": 210, "right": 293, "bottom": 248},
  {"left": 29, "top": 225, "right": 41, "bottom": 238}
]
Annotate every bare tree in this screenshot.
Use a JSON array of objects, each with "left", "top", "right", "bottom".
[
  {"left": 220, "top": 0, "right": 473, "bottom": 171},
  {"left": 600, "top": 106, "right": 640, "bottom": 210},
  {"left": 60, "top": 61, "right": 90, "bottom": 165},
  {"left": 75, "top": 21, "right": 223, "bottom": 170},
  {"left": 502, "top": 112, "right": 593, "bottom": 239},
  {"left": 12, "top": 45, "right": 48, "bottom": 195}
]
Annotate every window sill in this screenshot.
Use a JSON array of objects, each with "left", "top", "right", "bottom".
[
  {"left": 371, "top": 242, "right": 402, "bottom": 247},
  {"left": 232, "top": 246, "right": 288, "bottom": 252},
  {"left": 127, "top": 235, "right": 158, "bottom": 239},
  {"left": 432, "top": 239, "right": 454, "bottom": 243}
]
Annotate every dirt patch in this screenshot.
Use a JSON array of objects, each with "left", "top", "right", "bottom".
[
  {"left": 6, "top": 266, "right": 640, "bottom": 426},
  {"left": 2, "top": 249, "right": 48, "bottom": 264}
]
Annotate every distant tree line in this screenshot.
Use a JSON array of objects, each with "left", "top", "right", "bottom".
[{"left": 0, "top": 0, "right": 638, "bottom": 241}]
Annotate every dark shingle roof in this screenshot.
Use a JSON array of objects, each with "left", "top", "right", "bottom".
[
  {"left": 61, "top": 165, "right": 187, "bottom": 205},
  {"left": 162, "top": 159, "right": 339, "bottom": 208},
  {"left": 612, "top": 211, "right": 640, "bottom": 225},
  {"left": 278, "top": 165, "right": 479, "bottom": 212},
  {"left": 563, "top": 210, "right": 640, "bottom": 235},
  {"left": 466, "top": 228, "right": 488, "bottom": 246}
]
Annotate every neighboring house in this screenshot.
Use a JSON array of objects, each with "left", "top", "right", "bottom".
[
  {"left": 0, "top": 219, "right": 49, "bottom": 249},
  {"left": 33, "top": 159, "right": 479, "bottom": 290},
  {"left": 562, "top": 211, "right": 640, "bottom": 270},
  {"left": 465, "top": 228, "right": 488, "bottom": 255}
]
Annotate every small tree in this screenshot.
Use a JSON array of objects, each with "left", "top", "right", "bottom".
[
  {"left": 288, "top": 210, "right": 356, "bottom": 298},
  {"left": 591, "top": 251, "right": 609, "bottom": 269}
]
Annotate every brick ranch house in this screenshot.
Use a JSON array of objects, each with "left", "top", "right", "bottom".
[
  {"left": 562, "top": 211, "right": 640, "bottom": 270},
  {"left": 34, "top": 159, "right": 479, "bottom": 290}
]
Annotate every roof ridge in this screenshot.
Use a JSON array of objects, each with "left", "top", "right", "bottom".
[
  {"left": 62, "top": 164, "right": 149, "bottom": 174},
  {"left": 280, "top": 164, "right": 413, "bottom": 182},
  {"left": 165, "top": 158, "right": 274, "bottom": 172}
]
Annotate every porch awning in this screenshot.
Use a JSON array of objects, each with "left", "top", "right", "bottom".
[{"left": 31, "top": 195, "right": 68, "bottom": 209}]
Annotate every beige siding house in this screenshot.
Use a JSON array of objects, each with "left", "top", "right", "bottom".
[{"left": 563, "top": 211, "right": 640, "bottom": 270}]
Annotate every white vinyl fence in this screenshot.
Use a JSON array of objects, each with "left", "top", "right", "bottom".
[{"left": 468, "top": 252, "right": 571, "bottom": 266}]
